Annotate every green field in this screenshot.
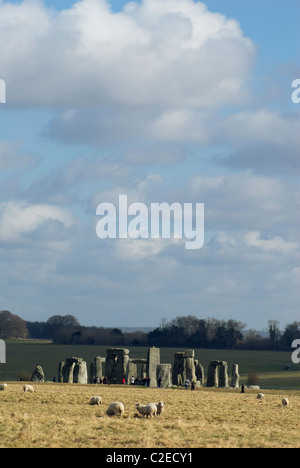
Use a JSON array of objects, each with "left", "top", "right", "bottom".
[{"left": 0, "top": 342, "right": 299, "bottom": 390}]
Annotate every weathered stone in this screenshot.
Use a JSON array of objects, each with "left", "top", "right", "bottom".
[
  {"left": 172, "top": 352, "right": 185, "bottom": 386},
  {"left": 195, "top": 362, "right": 205, "bottom": 386},
  {"left": 106, "top": 348, "right": 130, "bottom": 384},
  {"left": 31, "top": 365, "right": 45, "bottom": 382},
  {"left": 127, "top": 361, "right": 138, "bottom": 384},
  {"left": 58, "top": 362, "right": 65, "bottom": 383},
  {"left": 59, "top": 357, "right": 88, "bottom": 384},
  {"left": 157, "top": 364, "right": 171, "bottom": 388},
  {"left": 218, "top": 361, "right": 229, "bottom": 388},
  {"left": 146, "top": 347, "right": 160, "bottom": 387},
  {"left": 172, "top": 351, "right": 197, "bottom": 386},
  {"left": 185, "top": 356, "right": 197, "bottom": 383},
  {"left": 141, "top": 363, "right": 147, "bottom": 380},
  {"left": 74, "top": 360, "right": 88, "bottom": 384},
  {"left": 206, "top": 361, "right": 220, "bottom": 387},
  {"left": 231, "top": 364, "right": 240, "bottom": 388},
  {"left": 90, "top": 356, "right": 106, "bottom": 382}
]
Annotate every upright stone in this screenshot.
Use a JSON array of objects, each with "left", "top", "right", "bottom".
[
  {"left": 74, "top": 360, "right": 88, "bottom": 384},
  {"left": 146, "top": 347, "right": 160, "bottom": 387},
  {"left": 58, "top": 362, "right": 65, "bottom": 383},
  {"left": 90, "top": 356, "right": 105, "bottom": 383},
  {"left": 231, "top": 364, "right": 240, "bottom": 388},
  {"left": 185, "top": 350, "right": 197, "bottom": 383},
  {"left": 218, "top": 361, "right": 229, "bottom": 388},
  {"left": 127, "top": 360, "right": 138, "bottom": 384},
  {"left": 106, "top": 348, "right": 130, "bottom": 384},
  {"left": 31, "top": 365, "right": 45, "bottom": 382},
  {"left": 157, "top": 364, "right": 171, "bottom": 388},
  {"left": 195, "top": 361, "right": 205, "bottom": 386},
  {"left": 207, "top": 361, "right": 220, "bottom": 387},
  {"left": 172, "top": 352, "right": 185, "bottom": 386}
]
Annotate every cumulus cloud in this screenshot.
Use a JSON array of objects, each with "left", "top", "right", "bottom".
[
  {"left": 0, "top": 200, "right": 78, "bottom": 242},
  {"left": 0, "top": 0, "right": 255, "bottom": 108}
]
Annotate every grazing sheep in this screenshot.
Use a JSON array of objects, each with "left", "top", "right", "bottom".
[
  {"left": 90, "top": 396, "right": 102, "bottom": 406},
  {"left": 0, "top": 383, "right": 8, "bottom": 391},
  {"left": 106, "top": 402, "right": 125, "bottom": 417},
  {"left": 257, "top": 393, "right": 265, "bottom": 400},
  {"left": 23, "top": 384, "right": 34, "bottom": 393},
  {"left": 136, "top": 403, "right": 157, "bottom": 419},
  {"left": 282, "top": 398, "right": 290, "bottom": 407},
  {"left": 149, "top": 401, "right": 165, "bottom": 416}
]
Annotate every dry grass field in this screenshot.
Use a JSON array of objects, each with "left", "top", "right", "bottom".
[{"left": 0, "top": 382, "right": 300, "bottom": 448}]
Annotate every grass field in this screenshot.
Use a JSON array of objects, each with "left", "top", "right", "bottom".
[
  {"left": 1, "top": 342, "right": 299, "bottom": 390},
  {"left": 0, "top": 382, "right": 299, "bottom": 448}
]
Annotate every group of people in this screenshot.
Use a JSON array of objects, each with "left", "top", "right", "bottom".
[
  {"left": 130, "top": 376, "right": 152, "bottom": 387},
  {"left": 184, "top": 379, "right": 196, "bottom": 391},
  {"left": 93, "top": 377, "right": 109, "bottom": 384}
]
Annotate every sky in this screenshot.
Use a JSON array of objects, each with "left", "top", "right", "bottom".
[{"left": 0, "top": 0, "right": 299, "bottom": 331}]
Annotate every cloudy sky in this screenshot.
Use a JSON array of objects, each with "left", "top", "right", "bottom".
[{"left": 0, "top": 0, "right": 299, "bottom": 330}]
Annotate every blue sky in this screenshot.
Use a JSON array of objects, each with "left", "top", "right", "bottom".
[{"left": 0, "top": 0, "right": 299, "bottom": 331}]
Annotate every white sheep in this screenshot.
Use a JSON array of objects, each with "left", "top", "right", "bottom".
[
  {"left": 89, "top": 396, "right": 102, "bottom": 406},
  {"left": 0, "top": 383, "right": 8, "bottom": 391},
  {"left": 149, "top": 401, "right": 165, "bottom": 416},
  {"left": 23, "top": 384, "right": 34, "bottom": 393},
  {"left": 136, "top": 403, "right": 157, "bottom": 419},
  {"left": 257, "top": 393, "right": 265, "bottom": 400},
  {"left": 106, "top": 402, "right": 125, "bottom": 417},
  {"left": 282, "top": 398, "right": 290, "bottom": 407}
]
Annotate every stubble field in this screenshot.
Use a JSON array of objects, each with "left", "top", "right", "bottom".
[{"left": 0, "top": 382, "right": 299, "bottom": 448}]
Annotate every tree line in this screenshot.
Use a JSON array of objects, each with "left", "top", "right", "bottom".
[{"left": 0, "top": 310, "right": 299, "bottom": 351}]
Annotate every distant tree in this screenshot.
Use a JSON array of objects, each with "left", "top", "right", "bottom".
[
  {"left": 267, "top": 320, "right": 281, "bottom": 349},
  {"left": 0, "top": 310, "right": 28, "bottom": 339},
  {"left": 44, "top": 315, "right": 80, "bottom": 340},
  {"left": 281, "top": 322, "right": 300, "bottom": 349}
]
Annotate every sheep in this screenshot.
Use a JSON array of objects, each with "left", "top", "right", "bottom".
[
  {"left": 89, "top": 396, "right": 102, "bottom": 406},
  {"left": 0, "top": 383, "right": 8, "bottom": 391},
  {"left": 282, "top": 398, "right": 290, "bottom": 407},
  {"left": 149, "top": 401, "right": 165, "bottom": 416},
  {"left": 136, "top": 403, "right": 157, "bottom": 419},
  {"left": 23, "top": 384, "right": 34, "bottom": 393},
  {"left": 256, "top": 393, "right": 265, "bottom": 400},
  {"left": 106, "top": 402, "right": 125, "bottom": 417}
]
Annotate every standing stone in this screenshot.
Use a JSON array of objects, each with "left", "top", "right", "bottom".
[
  {"left": 207, "top": 361, "right": 220, "bottom": 387},
  {"left": 185, "top": 350, "right": 197, "bottom": 383},
  {"left": 231, "top": 364, "right": 240, "bottom": 388},
  {"left": 31, "top": 365, "right": 45, "bottom": 382},
  {"left": 59, "top": 358, "right": 88, "bottom": 384},
  {"left": 127, "top": 361, "right": 138, "bottom": 385},
  {"left": 146, "top": 347, "right": 160, "bottom": 387},
  {"left": 195, "top": 361, "right": 205, "bottom": 386},
  {"left": 74, "top": 360, "right": 88, "bottom": 384},
  {"left": 172, "top": 352, "right": 185, "bottom": 386},
  {"left": 157, "top": 364, "right": 171, "bottom": 388},
  {"left": 58, "top": 362, "right": 65, "bottom": 383},
  {"left": 106, "top": 348, "right": 130, "bottom": 384},
  {"left": 141, "top": 363, "right": 147, "bottom": 380},
  {"left": 218, "top": 361, "right": 229, "bottom": 388},
  {"left": 90, "top": 356, "right": 105, "bottom": 383},
  {"left": 115, "top": 353, "right": 130, "bottom": 384},
  {"left": 172, "top": 351, "right": 198, "bottom": 386}
]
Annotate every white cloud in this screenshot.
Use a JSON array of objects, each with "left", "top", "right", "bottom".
[
  {"left": 0, "top": 0, "right": 254, "bottom": 108},
  {"left": 0, "top": 200, "right": 78, "bottom": 242}
]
